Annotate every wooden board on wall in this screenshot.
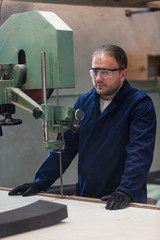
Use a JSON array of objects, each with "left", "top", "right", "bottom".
[{"left": 127, "top": 52, "right": 160, "bottom": 81}]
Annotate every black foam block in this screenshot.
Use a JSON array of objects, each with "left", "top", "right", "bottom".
[{"left": 0, "top": 200, "right": 68, "bottom": 238}]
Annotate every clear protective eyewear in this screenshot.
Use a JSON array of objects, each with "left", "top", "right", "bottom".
[{"left": 89, "top": 68, "right": 124, "bottom": 79}]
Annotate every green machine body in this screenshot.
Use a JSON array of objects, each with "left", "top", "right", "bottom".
[{"left": 0, "top": 11, "right": 84, "bottom": 150}]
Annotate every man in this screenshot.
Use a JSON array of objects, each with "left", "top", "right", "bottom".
[{"left": 9, "top": 44, "right": 156, "bottom": 210}]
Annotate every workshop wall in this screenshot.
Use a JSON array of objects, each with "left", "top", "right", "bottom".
[{"left": 0, "top": 0, "right": 160, "bottom": 188}]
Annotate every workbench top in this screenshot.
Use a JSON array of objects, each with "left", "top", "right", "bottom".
[{"left": 0, "top": 188, "right": 160, "bottom": 240}]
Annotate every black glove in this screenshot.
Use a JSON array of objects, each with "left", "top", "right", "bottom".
[
  {"left": 101, "top": 191, "right": 131, "bottom": 210},
  {"left": 8, "top": 182, "right": 41, "bottom": 197}
]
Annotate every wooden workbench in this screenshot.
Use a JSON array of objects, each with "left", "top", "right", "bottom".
[{"left": 0, "top": 188, "right": 160, "bottom": 240}]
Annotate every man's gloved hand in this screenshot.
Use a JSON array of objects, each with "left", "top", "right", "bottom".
[
  {"left": 101, "top": 191, "right": 131, "bottom": 210},
  {"left": 8, "top": 182, "right": 41, "bottom": 197}
]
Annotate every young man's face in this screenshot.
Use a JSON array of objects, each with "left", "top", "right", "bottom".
[{"left": 91, "top": 53, "right": 127, "bottom": 100}]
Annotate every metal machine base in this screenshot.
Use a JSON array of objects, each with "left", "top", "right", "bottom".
[{"left": 0, "top": 200, "right": 68, "bottom": 238}]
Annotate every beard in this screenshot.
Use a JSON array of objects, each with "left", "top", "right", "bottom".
[{"left": 93, "top": 78, "right": 122, "bottom": 99}]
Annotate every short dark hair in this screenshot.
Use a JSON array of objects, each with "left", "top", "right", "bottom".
[{"left": 92, "top": 44, "right": 128, "bottom": 69}]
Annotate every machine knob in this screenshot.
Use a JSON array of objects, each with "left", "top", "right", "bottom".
[
  {"left": 33, "top": 107, "right": 43, "bottom": 119},
  {"left": 75, "top": 109, "right": 84, "bottom": 121}
]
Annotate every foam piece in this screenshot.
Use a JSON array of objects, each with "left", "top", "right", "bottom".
[{"left": 0, "top": 200, "right": 67, "bottom": 238}]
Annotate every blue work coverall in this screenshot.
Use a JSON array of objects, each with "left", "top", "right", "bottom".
[{"left": 34, "top": 79, "right": 156, "bottom": 203}]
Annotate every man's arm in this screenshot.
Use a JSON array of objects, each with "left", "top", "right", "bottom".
[
  {"left": 9, "top": 129, "right": 79, "bottom": 196},
  {"left": 116, "top": 97, "right": 156, "bottom": 202},
  {"left": 102, "top": 97, "right": 156, "bottom": 209}
]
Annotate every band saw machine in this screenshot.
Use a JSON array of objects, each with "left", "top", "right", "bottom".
[{"left": 0, "top": 11, "right": 84, "bottom": 196}]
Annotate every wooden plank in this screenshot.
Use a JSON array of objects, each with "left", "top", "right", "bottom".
[
  {"left": 37, "top": 192, "right": 160, "bottom": 211},
  {"left": 10, "top": 0, "right": 152, "bottom": 8},
  {"left": 1, "top": 187, "right": 159, "bottom": 211}
]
